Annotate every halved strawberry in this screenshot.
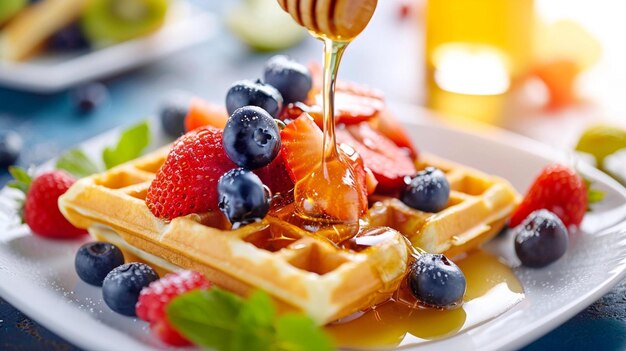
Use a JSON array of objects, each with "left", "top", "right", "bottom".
[
  {"left": 184, "top": 98, "right": 229, "bottom": 132},
  {"left": 280, "top": 115, "right": 368, "bottom": 221},
  {"left": 372, "top": 108, "right": 418, "bottom": 159},
  {"left": 336, "top": 122, "right": 416, "bottom": 193}
]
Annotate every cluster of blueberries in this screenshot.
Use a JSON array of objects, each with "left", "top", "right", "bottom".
[
  {"left": 215, "top": 55, "right": 313, "bottom": 227},
  {"left": 75, "top": 241, "right": 158, "bottom": 316}
]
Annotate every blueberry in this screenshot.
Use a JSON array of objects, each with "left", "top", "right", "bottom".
[
  {"left": 515, "top": 209, "right": 568, "bottom": 268},
  {"left": 71, "top": 82, "right": 108, "bottom": 113},
  {"left": 159, "top": 91, "right": 192, "bottom": 138},
  {"left": 408, "top": 253, "right": 466, "bottom": 308},
  {"left": 401, "top": 167, "right": 450, "bottom": 213},
  {"left": 223, "top": 106, "right": 281, "bottom": 169},
  {"left": 75, "top": 242, "right": 125, "bottom": 286},
  {"left": 102, "top": 263, "right": 159, "bottom": 316},
  {"left": 0, "top": 130, "right": 22, "bottom": 168},
  {"left": 218, "top": 168, "right": 269, "bottom": 226},
  {"left": 263, "top": 55, "right": 312, "bottom": 104},
  {"left": 49, "top": 22, "right": 90, "bottom": 51},
  {"left": 226, "top": 79, "right": 283, "bottom": 118}
]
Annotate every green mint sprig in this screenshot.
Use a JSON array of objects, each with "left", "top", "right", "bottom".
[
  {"left": 167, "top": 289, "right": 335, "bottom": 351},
  {"left": 56, "top": 121, "right": 150, "bottom": 178}
]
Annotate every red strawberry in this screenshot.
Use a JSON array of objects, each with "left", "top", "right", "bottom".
[
  {"left": 280, "top": 115, "right": 368, "bottom": 221},
  {"left": 335, "top": 122, "right": 416, "bottom": 193},
  {"left": 510, "top": 164, "right": 588, "bottom": 229},
  {"left": 253, "top": 150, "right": 294, "bottom": 195},
  {"left": 372, "top": 108, "right": 418, "bottom": 159},
  {"left": 184, "top": 98, "right": 229, "bottom": 132},
  {"left": 146, "top": 126, "right": 236, "bottom": 220},
  {"left": 136, "top": 270, "right": 211, "bottom": 346},
  {"left": 308, "top": 82, "right": 385, "bottom": 126},
  {"left": 9, "top": 169, "right": 87, "bottom": 239}
]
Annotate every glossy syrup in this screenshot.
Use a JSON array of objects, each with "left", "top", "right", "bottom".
[{"left": 326, "top": 250, "right": 524, "bottom": 349}]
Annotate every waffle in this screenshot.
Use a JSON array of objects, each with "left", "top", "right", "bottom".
[
  {"left": 59, "top": 147, "right": 519, "bottom": 324},
  {"left": 59, "top": 147, "right": 411, "bottom": 324},
  {"left": 367, "top": 154, "right": 520, "bottom": 258}
]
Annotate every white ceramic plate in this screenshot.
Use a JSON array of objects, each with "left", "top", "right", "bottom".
[
  {"left": 0, "top": 2, "right": 216, "bottom": 93},
  {"left": 1, "top": 103, "right": 626, "bottom": 351}
]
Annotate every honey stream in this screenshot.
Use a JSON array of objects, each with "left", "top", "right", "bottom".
[{"left": 277, "top": 1, "right": 525, "bottom": 349}]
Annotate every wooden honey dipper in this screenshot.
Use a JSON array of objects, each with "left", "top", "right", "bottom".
[{"left": 277, "top": 0, "right": 378, "bottom": 41}]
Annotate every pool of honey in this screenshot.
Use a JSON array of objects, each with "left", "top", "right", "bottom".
[{"left": 326, "top": 250, "right": 524, "bottom": 349}]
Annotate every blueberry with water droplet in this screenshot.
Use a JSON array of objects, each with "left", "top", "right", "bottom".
[
  {"left": 402, "top": 167, "right": 450, "bottom": 212},
  {"left": 102, "top": 263, "right": 158, "bottom": 316},
  {"left": 408, "top": 253, "right": 466, "bottom": 308},
  {"left": 515, "top": 209, "right": 568, "bottom": 268},
  {"left": 223, "top": 106, "right": 281, "bottom": 169},
  {"left": 75, "top": 242, "right": 125, "bottom": 286},
  {"left": 218, "top": 168, "right": 269, "bottom": 226},
  {"left": 225, "top": 79, "right": 283, "bottom": 118}
]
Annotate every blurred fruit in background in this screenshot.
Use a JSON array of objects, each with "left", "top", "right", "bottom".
[
  {"left": 0, "top": 0, "right": 26, "bottom": 25},
  {"left": 423, "top": 0, "right": 602, "bottom": 123},
  {"left": 0, "top": 0, "right": 169, "bottom": 61},
  {"left": 81, "top": 0, "right": 168, "bottom": 43},
  {"left": 530, "top": 20, "right": 601, "bottom": 109},
  {"left": 228, "top": 0, "right": 306, "bottom": 52}
]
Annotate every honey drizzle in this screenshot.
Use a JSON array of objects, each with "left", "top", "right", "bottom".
[{"left": 326, "top": 250, "right": 524, "bottom": 349}]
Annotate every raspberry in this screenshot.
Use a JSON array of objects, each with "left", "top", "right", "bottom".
[{"left": 136, "top": 270, "right": 211, "bottom": 346}]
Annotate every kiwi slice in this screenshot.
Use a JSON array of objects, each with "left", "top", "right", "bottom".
[
  {"left": 81, "top": 0, "right": 168, "bottom": 44},
  {"left": 0, "top": 0, "right": 26, "bottom": 25},
  {"left": 228, "top": 0, "right": 306, "bottom": 51}
]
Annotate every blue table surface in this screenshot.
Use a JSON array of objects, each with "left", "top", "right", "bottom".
[{"left": 0, "top": 1, "right": 625, "bottom": 350}]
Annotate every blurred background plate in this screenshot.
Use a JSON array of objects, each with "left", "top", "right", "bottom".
[{"left": 0, "top": 2, "right": 216, "bottom": 93}]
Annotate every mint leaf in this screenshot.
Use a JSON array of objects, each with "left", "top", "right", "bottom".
[
  {"left": 275, "top": 314, "right": 335, "bottom": 351},
  {"left": 588, "top": 188, "right": 605, "bottom": 205},
  {"left": 102, "top": 121, "right": 150, "bottom": 169},
  {"left": 167, "top": 289, "right": 334, "bottom": 351},
  {"left": 7, "top": 166, "right": 32, "bottom": 193},
  {"left": 167, "top": 289, "right": 242, "bottom": 351},
  {"left": 231, "top": 291, "right": 276, "bottom": 351},
  {"left": 56, "top": 149, "right": 101, "bottom": 178}
]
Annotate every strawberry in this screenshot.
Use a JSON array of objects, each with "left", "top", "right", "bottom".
[
  {"left": 280, "top": 115, "right": 368, "bottom": 221},
  {"left": 372, "top": 108, "right": 418, "bottom": 159},
  {"left": 9, "top": 168, "right": 87, "bottom": 239},
  {"left": 136, "top": 270, "right": 211, "bottom": 346},
  {"left": 146, "top": 126, "right": 236, "bottom": 220},
  {"left": 335, "top": 122, "right": 416, "bottom": 193},
  {"left": 184, "top": 98, "right": 229, "bottom": 132},
  {"left": 510, "top": 164, "right": 588, "bottom": 229},
  {"left": 307, "top": 81, "right": 385, "bottom": 127},
  {"left": 253, "top": 150, "right": 294, "bottom": 195}
]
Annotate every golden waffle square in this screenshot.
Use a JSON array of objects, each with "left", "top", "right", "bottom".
[
  {"left": 366, "top": 154, "right": 520, "bottom": 257},
  {"left": 59, "top": 147, "right": 410, "bottom": 324},
  {"left": 59, "top": 147, "right": 519, "bottom": 324}
]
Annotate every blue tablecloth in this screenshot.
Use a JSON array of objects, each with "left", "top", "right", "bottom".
[{"left": 0, "top": 2, "right": 625, "bottom": 350}]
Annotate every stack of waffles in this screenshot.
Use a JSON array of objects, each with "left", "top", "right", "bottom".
[{"left": 59, "top": 146, "right": 519, "bottom": 324}]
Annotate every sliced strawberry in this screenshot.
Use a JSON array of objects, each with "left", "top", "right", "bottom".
[
  {"left": 336, "top": 123, "right": 416, "bottom": 193},
  {"left": 184, "top": 98, "right": 229, "bottom": 132},
  {"left": 280, "top": 115, "right": 368, "bottom": 221},
  {"left": 254, "top": 150, "right": 294, "bottom": 195},
  {"left": 280, "top": 115, "right": 323, "bottom": 182},
  {"left": 372, "top": 108, "right": 418, "bottom": 159}
]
